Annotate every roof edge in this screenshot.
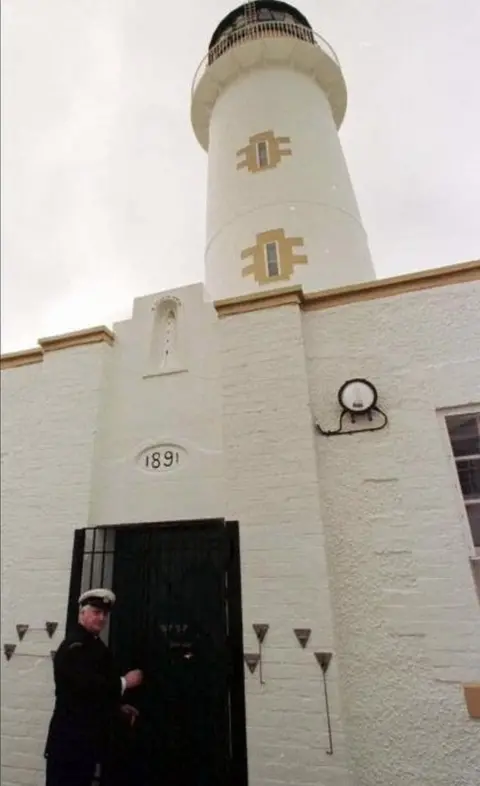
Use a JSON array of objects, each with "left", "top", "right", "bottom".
[
  {"left": 1, "top": 326, "right": 115, "bottom": 371},
  {"left": 214, "top": 260, "right": 480, "bottom": 317}
]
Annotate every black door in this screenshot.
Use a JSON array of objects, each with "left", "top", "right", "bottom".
[{"left": 66, "top": 519, "right": 247, "bottom": 786}]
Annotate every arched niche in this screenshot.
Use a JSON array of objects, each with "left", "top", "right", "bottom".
[{"left": 147, "top": 296, "right": 186, "bottom": 376}]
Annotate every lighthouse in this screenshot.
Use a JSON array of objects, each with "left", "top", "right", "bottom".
[{"left": 191, "top": 0, "right": 376, "bottom": 302}]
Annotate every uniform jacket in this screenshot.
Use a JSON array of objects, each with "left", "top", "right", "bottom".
[{"left": 45, "top": 623, "right": 123, "bottom": 763}]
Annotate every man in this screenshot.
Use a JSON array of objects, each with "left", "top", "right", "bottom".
[{"left": 44, "top": 588, "right": 143, "bottom": 786}]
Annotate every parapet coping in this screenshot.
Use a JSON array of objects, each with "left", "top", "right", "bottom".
[
  {"left": 2, "top": 260, "right": 478, "bottom": 368},
  {"left": 214, "top": 259, "right": 480, "bottom": 317},
  {"left": 1, "top": 327, "right": 114, "bottom": 370}
]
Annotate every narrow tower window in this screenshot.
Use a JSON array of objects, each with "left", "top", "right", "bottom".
[
  {"left": 265, "top": 242, "right": 279, "bottom": 277},
  {"left": 256, "top": 140, "right": 269, "bottom": 169},
  {"left": 241, "top": 229, "right": 307, "bottom": 285},
  {"left": 236, "top": 131, "right": 292, "bottom": 174}
]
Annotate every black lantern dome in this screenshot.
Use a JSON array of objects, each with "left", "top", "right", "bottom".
[{"left": 208, "top": 2, "right": 314, "bottom": 62}]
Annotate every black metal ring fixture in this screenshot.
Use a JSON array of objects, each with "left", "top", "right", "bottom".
[
  {"left": 316, "top": 378, "right": 388, "bottom": 437},
  {"left": 337, "top": 377, "right": 378, "bottom": 414}
]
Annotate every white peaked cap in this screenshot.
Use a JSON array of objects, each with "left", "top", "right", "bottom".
[{"left": 78, "top": 588, "right": 116, "bottom": 608}]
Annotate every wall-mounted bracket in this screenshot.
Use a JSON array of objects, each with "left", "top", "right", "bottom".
[
  {"left": 244, "top": 653, "right": 260, "bottom": 674},
  {"left": 253, "top": 624, "right": 269, "bottom": 644},
  {"left": 4, "top": 644, "right": 16, "bottom": 661},
  {"left": 16, "top": 624, "right": 29, "bottom": 641},
  {"left": 45, "top": 622, "right": 58, "bottom": 639},
  {"left": 314, "top": 652, "right": 334, "bottom": 754},
  {"left": 316, "top": 407, "right": 388, "bottom": 437},
  {"left": 252, "top": 623, "right": 269, "bottom": 684},
  {"left": 294, "top": 628, "right": 311, "bottom": 648},
  {"left": 314, "top": 651, "right": 332, "bottom": 673}
]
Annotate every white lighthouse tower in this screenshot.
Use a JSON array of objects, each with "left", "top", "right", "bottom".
[{"left": 191, "top": 0, "right": 376, "bottom": 302}]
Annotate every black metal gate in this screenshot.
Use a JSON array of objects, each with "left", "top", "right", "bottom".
[{"left": 66, "top": 519, "right": 248, "bottom": 786}]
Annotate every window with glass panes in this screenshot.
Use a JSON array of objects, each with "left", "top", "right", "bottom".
[
  {"left": 265, "top": 242, "right": 279, "bottom": 277},
  {"left": 256, "top": 140, "right": 269, "bottom": 169},
  {"left": 445, "top": 412, "right": 480, "bottom": 552}
]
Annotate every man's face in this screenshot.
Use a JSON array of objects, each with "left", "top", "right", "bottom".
[{"left": 80, "top": 605, "right": 109, "bottom": 635}]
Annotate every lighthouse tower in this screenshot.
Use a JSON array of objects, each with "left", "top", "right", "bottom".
[{"left": 191, "top": 1, "right": 376, "bottom": 302}]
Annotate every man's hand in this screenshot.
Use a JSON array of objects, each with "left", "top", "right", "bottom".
[
  {"left": 120, "top": 704, "right": 140, "bottom": 727},
  {"left": 123, "top": 669, "right": 143, "bottom": 689}
]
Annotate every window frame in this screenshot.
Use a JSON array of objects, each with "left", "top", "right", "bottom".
[
  {"left": 256, "top": 140, "right": 269, "bottom": 170},
  {"left": 264, "top": 241, "right": 280, "bottom": 278},
  {"left": 442, "top": 408, "right": 480, "bottom": 558}
]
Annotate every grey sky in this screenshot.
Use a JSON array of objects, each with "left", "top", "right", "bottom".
[{"left": 2, "top": 0, "right": 479, "bottom": 353}]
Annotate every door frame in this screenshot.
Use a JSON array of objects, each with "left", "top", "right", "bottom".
[{"left": 65, "top": 518, "right": 248, "bottom": 786}]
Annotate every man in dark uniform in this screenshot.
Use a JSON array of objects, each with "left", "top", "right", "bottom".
[{"left": 44, "top": 588, "right": 143, "bottom": 786}]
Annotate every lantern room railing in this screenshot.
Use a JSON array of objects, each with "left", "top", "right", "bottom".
[{"left": 192, "top": 20, "right": 340, "bottom": 95}]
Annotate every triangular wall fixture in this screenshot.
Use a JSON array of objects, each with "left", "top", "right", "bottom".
[
  {"left": 45, "top": 622, "right": 58, "bottom": 639},
  {"left": 253, "top": 624, "right": 269, "bottom": 644},
  {"left": 294, "top": 628, "right": 311, "bottom": 648},
  {"left": 244, "top": 653, "right": 260, "bottom": 674},
  {"left": 4, "top": 644, "right": 16, "bottom": 661},
  {"left": 16, "top": 624, "right": 29, "bottom": 641},
  {"left": 314, "top": 651, "right": 332, "bottom": 673}
]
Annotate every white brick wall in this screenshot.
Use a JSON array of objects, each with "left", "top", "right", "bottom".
[
  {"left": 303, "top": 280, "right": 480, "bottom": 786},
  {"left": 89, "top": 283, "right": 224, "bottom": 525},
  {"left": 1, "top": 277, "right": 479, "bottom": 786},
  {"left": 1, "top": 283, "right": 225, "bottom": 786},
  {"left": 1, "top": 343, "right": 110, "bottom": 786},
  {"left": 219, "top": 303, "right": 355, "bottom": 786}
]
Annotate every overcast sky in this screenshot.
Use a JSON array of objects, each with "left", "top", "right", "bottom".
[{"left": 2, "top": 0, "right": 479, "bottom": 353}]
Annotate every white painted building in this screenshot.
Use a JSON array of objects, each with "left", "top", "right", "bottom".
[{"left": 1, "top": 3, "right": 480, "bottom": 786}]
